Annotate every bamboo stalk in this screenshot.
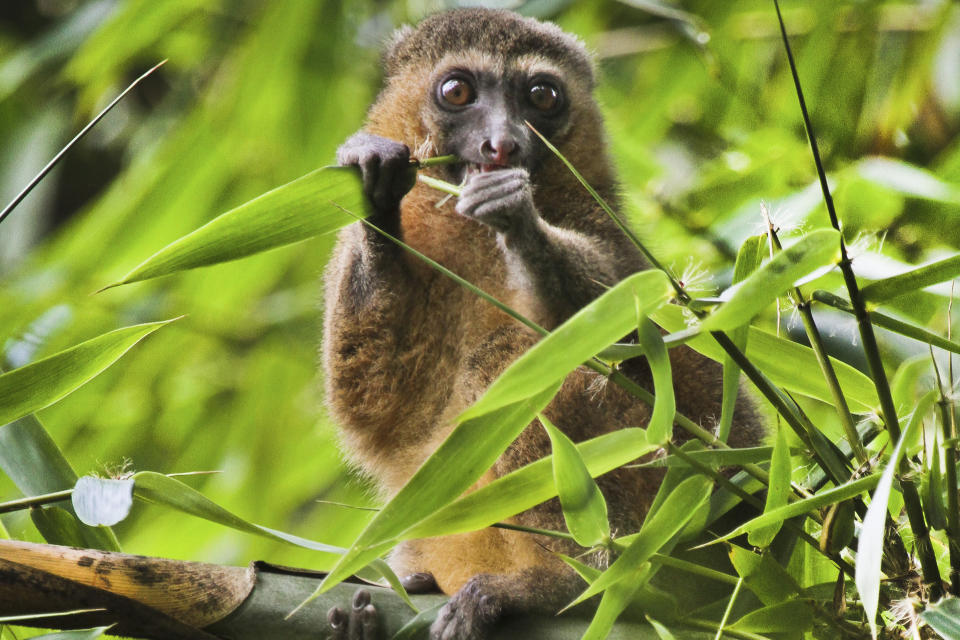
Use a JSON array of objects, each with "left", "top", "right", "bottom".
[{"left": 772, "top": 0, "right": 942, "bottom": 597}]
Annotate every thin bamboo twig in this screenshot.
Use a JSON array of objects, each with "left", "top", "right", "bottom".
[
  {"left": 0, "top": 489, "right": 72, "bottom": 515},
  {"left": 763, "top": 216, "right": 865, "bottom": 464},
  {"left": 0, "top": 60, "right": 167, "bottom": 226},
  {"left": 772, "top": 0, "right": 942, "bottom": 597}
]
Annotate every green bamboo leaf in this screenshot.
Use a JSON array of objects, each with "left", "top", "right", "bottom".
[
  {"left": 630, "top": 445, "right": 785, "bottom": 470},
  {"left": 30, "top": 506, "right": 117, "bottom": 550},
  {"left": 72, "top": 476, "right": 134, "bottom": 527},
  {"left": 646, "top": 616, "right": 678, "bottom": 640},
  {"left": 0, "top": 319, "right": 176, "bottom": 426},
  {"left": 856, "top": 156, "right": 960, "bottom": 204},
  {"left": 637, "top": 318, "right": 674, "bottom": 445},
  {"left": 319, "top": 385, "right": 561, "bottom": 593},
  {"left": 459, "top": 270, "right": 672, "bottom": 422},
  {"left": 920, "top": 596, "right": 960, "bottom": 638},
  {"left": 0, "top": 415, "right": 119, "bottom": 552},
  {"left": 540, "top": 414, "right": 610, "bottom": 547},
  {"left": 708, "top": 473, "right": 881, "bottom": 545},
  {"left": 860, "top": 254, "right": 960, "bottom": 303},
  {"left": 581, "top": 568, "right": 644, "bottom": 640},
  {"left": 406, "top": 427, "right": 654, "bottom": 539},
  {"left": 132, "top": 471, "right": 345, "bottom": 554},
  {"left": 856, "top": 391, "right": 933, "bottom": 640},
  {"left": 700, "top": 228, "right": 841, "bottom": 331},
  {"left": 923, "top": 440, "right": 948, "bottom": 531},
  {"left": 653, "top": 304, "right": 878, "bottom": 411},
  {"left": 719, "top": 235, "right": 766, "bottom": 441},
  {"left": 813, "top": 290, "right": 960, "bottom": 356},
  {"left": 569, "top": 476, "right": 713, "bottom": 607},
  {"left": 727, "top": 600, "right": 815, "bottom": 633},
  {"left": 104, "top": 166, "right": 365, "bottom": 288},
  {"left": 728, "top": 545, "right": 801, "bottom": 606},
  {"left": 25, "top": 628, "right": 112, "bottom": 640},
  {"left": 747, "top": 423, "right": 791, "bottom": 548}
]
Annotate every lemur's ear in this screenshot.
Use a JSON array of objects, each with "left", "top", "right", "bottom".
[{"left": 382, "top": 24, "right": 414, "bottom": 77}]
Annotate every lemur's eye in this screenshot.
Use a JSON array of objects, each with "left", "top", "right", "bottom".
[
  {"left": 528, "top": 82, "right": 561, "bottom": 112},
  {"left": 439, "top": 78, "right": 475, "bottom": 106}
]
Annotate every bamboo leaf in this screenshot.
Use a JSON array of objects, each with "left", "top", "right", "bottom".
[
  {"left": 132, "top": 471, "right": 345, "bottom": 554},
  {"left": 406, "top": 427, "right": 655, "bottom": 539},
  {"left": 0, "top": 319, "right": 176, "bottom": 427},
  {"left": 319, "top": 385, "right": 560, "bottom": 593},
  {"left": 104, "top": 166, "right": 365, "bottom": 288},
  {"left": 856, "top": 391, "right": 933, "bottom": 640},
  {"left": 719, "top": 235, "right": 766, "bottom": 441},
  {"left": 856, "top": 156, "right": 960, "bottom": 204},
  {"left": 920, "top": 596, "right": 960, "bottom": 639},
  {"left": 923, "top": 440, "right": 948, "bottom": 531},
  {"left": 637, "top": 317, "right": 674, "bottom": 445},
  {"left": 646, "top": 616, "right": 678, "bottom": 640},
  {"left": 540, "top": 414, "right": 610, "bottom": 547},
  {"left": 569, "top": 476, "right": 713, "bottom": 607},
  {"left": 31, "top": 506, "right": 118, "bottom": 550},
  {"left": 708, "top": 473, "right": 881, "bottom": 545},
  {"left": 813, "top": 290, "right": 960, "bottom": 356},
  {"left": 72, "top": 476, "right": 134, "bottom": 527},
  {"left": 747, "top": 422, "right": 791, "bottom": 548},
  {"left": 0, "top": 415, "right": 119, "bottom": 552},
  {"left": 727, "top": 600, "right": 815, "bottom": 633},
  {"left": 459, "top": 270, "right": 671, "bottom": 421},
  {"left": 653, "top": 304, "right": 878, "bottom": 411},
  {"left": 26, "top": 629, "right": 112, "bottom": 640},
  {"left": 700, "top": 228, "right": 841, "bottom": 332},
  {"left": 728, "top": 545, "right": 801, "bottom": 606},
  {"left": 860, "top": 254, "right": 960, "bottom": 303},
  {"left": 581, "top": 569, "right": 644, "bottom": 640}
]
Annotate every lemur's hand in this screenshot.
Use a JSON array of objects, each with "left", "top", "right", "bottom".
[
  {"left": 455, "top": 168, "right": 536, "bottom": 237},
  {"left": 337, "top": 132, "right": 416, "bottom": 235}
]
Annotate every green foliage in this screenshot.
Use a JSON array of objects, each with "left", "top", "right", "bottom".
[{"left": 3, "top": 1, "right": 960, "bottom": 639}]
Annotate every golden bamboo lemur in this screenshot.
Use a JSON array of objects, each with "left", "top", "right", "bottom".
[{"left": 323, "top": 8, "right": 762, "bottom": 640}]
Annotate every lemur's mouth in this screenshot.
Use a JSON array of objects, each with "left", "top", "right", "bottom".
[{"left": 458, "top": 162, "right": 511, "bottom": 182}]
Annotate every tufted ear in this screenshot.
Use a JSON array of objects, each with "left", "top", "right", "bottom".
[{"left": 382, "top": 24, "right": 413, "bottom": 77}]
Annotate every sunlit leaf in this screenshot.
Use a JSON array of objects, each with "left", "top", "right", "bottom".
[
  {"left": 541, "top": 414, "right": 610, "bottom": 547},
  {"left": 637, "top": 317, "right": 674, "bottom": 445},
  {"left": 570, "top": 476, "right": 713, "bottom": 607},
  {"left": 132, "top": 472, "right": 344, "bottom": 554},
  {"left": 319, "top": 385, "right": 560, "bottom": 593},
  {"left": 406, "top": 427, "right": 654, "bottom": 539},
  {"left": 719, "top": 234, "right": 765, "bottom": 441},
  {"left": 856, "top": 156, "right": 960, "bottom": 204},
  {"left": 581, "top": 568, "right": 644, "bottom": 640},
  {"left": 700, "top": 228, "right": 841, "bottom": 331},
  {"left": 747, "top": 422, "right": 790, "bottom": 548},
  {"left": 728, "top": 599, "right": 815, "bottom": 633},
  {"left": 105, "top": 167, "right": 365, "bottom": 288},
  {"left": 0, "top": 319, "right": 176, "bottom": 426},
  {"left": 709, "top": 473, "right": 881, "bottom": 545},
  {"left": 856, "top": 391, "right": 933, "bottom": 640},
  {"left": 653, "top": 304, "right": 878, "bottom": 411},
  {"left": 728, "top": 545, "right": 801, "bottom": 606},
  {"left": 459, "top": 270, "right": 672, "bottom": 421},
  {"left": 23, "top": 628, "right": 112, "bottom": 640},
  {"left": 860, "top": 253, "right": 960, "bottom": 303}
]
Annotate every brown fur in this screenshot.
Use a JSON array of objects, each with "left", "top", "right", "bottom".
[{"left": 323, "top": 8, "right": 763, "bottom": 622}]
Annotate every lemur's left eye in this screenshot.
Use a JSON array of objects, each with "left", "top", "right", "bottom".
[
  {"left": 440, "top": 78, "right": 475, "bottom": 106},
  {"left": 528, "top": 82, "right": 561, "bottom": 112}
]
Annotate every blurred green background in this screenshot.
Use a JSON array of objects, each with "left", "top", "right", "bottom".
[{"left": 1, "top": 0, "right": 959, "bottom": 572}]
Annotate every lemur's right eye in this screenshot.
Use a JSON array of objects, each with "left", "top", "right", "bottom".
[{"left": 439, "top": 78, "right": 475, "bottom": 107}]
